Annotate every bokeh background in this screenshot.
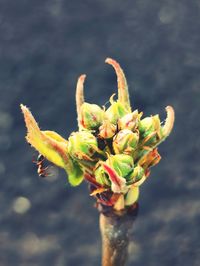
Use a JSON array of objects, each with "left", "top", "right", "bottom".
[{"left": 0, "top": 0, "right": 199, "bottom": 265}]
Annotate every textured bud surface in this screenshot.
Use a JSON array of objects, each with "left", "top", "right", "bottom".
[
  {"left": 107, "top": 154, "right": 134, "bottom": 179},
  {"left": 80, "top": 102, "right": 105, "bottom": 130},
  {"left": 106, "top": 101, "right": 129, "bottom": 124},
  {"left": 68, "top": 131, "right": 97, "bottom": 161},
  {"left": 118, "top": 110, "right": 139, "bottom": 131},
  {"left": 113, "top": 129, "right": 139, "bottom": 155},
  {"left": 98, "top": 120, "right": 116, "bottom": 139}
]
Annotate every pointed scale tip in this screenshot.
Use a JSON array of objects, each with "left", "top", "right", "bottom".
[
  {"left": 20, "top": 104, "right": 41, "bottom": 140},
  {"left": 20, "top": 103, "right": 27, "bottom": 112},
  {"left": 20, "top": 105, "right": 33, "bottom": 122},
  {"left": 20, "top": 104, "right": 34, "bottom": 128}
]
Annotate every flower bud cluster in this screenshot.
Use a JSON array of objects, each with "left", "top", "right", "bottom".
[
  {"left": 21, "top": 58, "right": 174, "bottom": 211},
  {"left": 67, "top": 94, "right": 169, "bottom": 210}
]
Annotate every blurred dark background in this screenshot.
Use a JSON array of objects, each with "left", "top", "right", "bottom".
[{"left": 0, "top": 0, "right": 199, "bottom": 265}]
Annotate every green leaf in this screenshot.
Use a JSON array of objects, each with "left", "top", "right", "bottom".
[{"left": 67, "top": 161, "right": 84, "bottom": 186}]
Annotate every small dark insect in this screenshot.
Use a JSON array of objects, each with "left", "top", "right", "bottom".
[{"left": 33, "top": 154, "right": 49, "bottom": 178}]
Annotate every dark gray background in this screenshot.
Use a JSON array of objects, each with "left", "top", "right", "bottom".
[{"left": 0, "top": 0, "right": 199, "bottom": 265}]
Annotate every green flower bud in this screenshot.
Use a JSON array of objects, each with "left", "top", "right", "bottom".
[
  {"left": 80, "top": 102, "right": 105, "bottom": 130},
  {"left": 68, "top": 131, "right": 98, "bottom": 161},
  {"left": 94, "top": 164, "right": 111, "bottom": 186},
  {"left": 107, "top": 154, "right": 134, "bottom": 180},
  {"left": 139, "top": 115, "right": 162, "bottom": 146},
  {"left": 101, "top": 161, "right": 128, "bottom": 193},
  {"left": 130, "top": 165, "right": 146, "bottom": 186},
  {"left": 118, "top": 110, "right": 140, "bottom": 131},
  {"left": 113, "top": 129, "right": 139, "bottom": 155},
  {"left": 139, "top": 117, "right": 154, "bottom": 133},
  {"left": 98, "top": 120, "right": 116, "bottom": 139},
  {"left": 106, "top": 101, "right": 129, "bottom": 124},
  {"left": 94, "top": 154, "right": 134, "bottom": 193}
]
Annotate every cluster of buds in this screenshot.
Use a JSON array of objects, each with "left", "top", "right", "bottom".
[{"left": 21, "top": 58, "right": 175, "bottom": 211}]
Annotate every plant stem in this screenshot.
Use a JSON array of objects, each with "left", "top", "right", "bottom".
[{"left": 99, "top": 204, "right": 138, "bottom": 266}]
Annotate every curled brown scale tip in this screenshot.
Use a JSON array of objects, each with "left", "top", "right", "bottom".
[
  {"left": 105, "top": 58, "right": 131, "bottom": 111},
  {"left": 162, "top": 106, "right": 175, "bottom": 137}
]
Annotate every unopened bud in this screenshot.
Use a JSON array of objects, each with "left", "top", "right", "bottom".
[
  {"left": 80, "top": 103, "right": 105, "bottom": 130},
  {"left": 95, "top": 154, "right": 134, "bottom": 193},
  {"left": 139, "top": 115, "right": 162, "bottom": 146},
  {"left": 106, "top": 101, "right": 129, "bottom": 124},
  {"left": 107, "top": 154, "right": 134, "bottom": 179},
  {"left": 68, "top": 131, "right": 98, "bottom": 161},
  {"left": 94, "top": 164, "right": 111, "bottom": 186},
  {"left": 118, "top": 110, "right": 140, "bottom": 131},
  {"left": 113, "top": 129, "right": 139, "bottom": 155},
  {"left": 139, "top": 116, "right": 154, "bottom": 133},
  {"left": 98, "top": 120, "right": 116, "bottom": 139},
  {"left": 130, "top": 165, "right": 146, "bottom": 186},
  {"left": 101, "top": 162, "right": 128, "bottom": 193}
]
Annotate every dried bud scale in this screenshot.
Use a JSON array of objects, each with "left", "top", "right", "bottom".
[{"left": 21, "top": 58, "right": 175, "bottom": 211}]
